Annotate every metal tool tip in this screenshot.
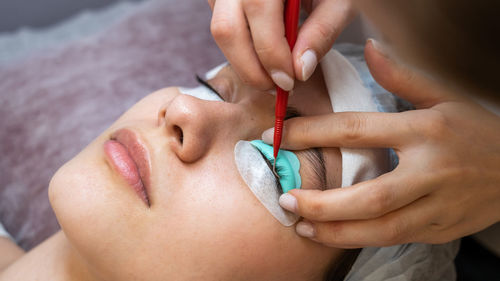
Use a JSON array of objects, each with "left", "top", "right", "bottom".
[{"left": 272, "top": 158, "right": 280, "bottom": 179}]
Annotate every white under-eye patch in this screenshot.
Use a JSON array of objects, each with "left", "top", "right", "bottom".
[
  {"left": 178, "top": 62, "right": 228, "bottom": 101},
  {"left": 205, "top": 62, "right": 228, "bottom": 80},
  {"left": 178, "top": 86, "right": 223, "bottom": 101},
  {"left": 234, "top": 141, "right": 299, "bottom": 226}
]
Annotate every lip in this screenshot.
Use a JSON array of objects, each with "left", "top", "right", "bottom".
[{"left": 104, "top": 128, "right": 152, "bottom": 206}]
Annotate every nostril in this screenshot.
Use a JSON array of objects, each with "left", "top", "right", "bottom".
[
  {"left": 157, "top": 108, "right": 167, "bottom": 126},
  {"left": 173, "top": 125, "right": 183, "bottom": 145}
]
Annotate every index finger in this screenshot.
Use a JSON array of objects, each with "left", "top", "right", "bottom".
[
  {"left": 244, "top": 0, "right": 295, "bottom": 91},
  {"left": 211, "top": 0, "right": 274, "bottom": 90},
  {"left": 293, "top": 0, "right": 356, "bottom": 81},
  {"left": 263, "top": 111, "right": 415, "bottom": 150},
  {"left": 283, "top": 170, "right": 432, "bottom": 222}
]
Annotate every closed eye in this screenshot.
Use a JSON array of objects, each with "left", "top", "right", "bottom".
[
  {"left": 258, "top": 150, "right": 283, "bottom": 194},
  {"left": 195, "top": 78, "right": 327, "bottom": 190},
  {"left": 196, "top": 75, "right": 225, "bottom": 101}
]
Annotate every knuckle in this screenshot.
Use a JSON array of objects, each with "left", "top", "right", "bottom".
[
  {"left": 320, "top": 223, "right": 344, "bottom": 243},
  {"left": 304, "top": 198, "right": 326, "bottom": 219},
  {"left": 309, "top": 21, "right": 337, "bottom": 54},
  {"left": 254, "top": 43, "right": 276, "bottom": 59},
  {"left": 242, "top": 0, "right": 268, "bottom": 13},
  {"left": 390, "top": 67, "right": 418, "bottom": 94},
  {"left": 387, "top": 67, "right": 417, "bottom": 95},
  {"left": 415, "top": 110, "right": 449, "bottom": 138},
  {"left": 428, "top": 222, "right": 448, "bottom": 233},
  {"left": 383, "top": 219, "right": 406, "bottom": 244},
  {"left": 365, "top": 188, "right": 392, "bottom": 218},
  {"left": 210, "top": 17, "right": 234, "bottom": 42},
  {"left": 339, "top": 114, "right": 366, "bottom": 144},
  {"left": 402, "top": 67, "right": 418, "bottom": 88},
  {"left": 238, "top": 70, "right": 271, "bottom": 89},
  {"left": 294, "top": 118, "right": 314, "bottom": 146},
  {"left": 314, "top": 20, "right": 337, "bottom": 42}
]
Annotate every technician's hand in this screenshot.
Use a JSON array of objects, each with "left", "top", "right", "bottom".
[
  {"left": 263, "top": 39, "right": 500, "bottom": 248},
  {"left": 207, "top": 0, "right": 356, "bottom": 91}
]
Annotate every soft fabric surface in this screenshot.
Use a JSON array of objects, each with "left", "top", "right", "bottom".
[
  {"left": 0, "top": 0, "right": 142, "bottom": 66},
  {"left": 0, "top": 0, "right": 224, "bottom": 250}
]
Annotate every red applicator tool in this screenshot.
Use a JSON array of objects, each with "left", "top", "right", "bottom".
[{"left": 273, "top": 0, "right": 301, "bottom": 174}]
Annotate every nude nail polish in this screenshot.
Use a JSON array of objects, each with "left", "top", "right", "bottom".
[
  {"left": 261, "top": 128, "right": 274, "bottom": 144},
  {"left": 296, "top": 221, "right": 315, "bottom": 238},
  {"left": 300, "top": 49, "right": 317, "bottom": 81},
  {"left": 271, "top": 71, "right": 294, "bottom": 91}
]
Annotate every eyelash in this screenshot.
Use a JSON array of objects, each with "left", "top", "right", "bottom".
[
  {"left": 196, "top": 76, "right": 304, "bottom": 193},
  {"left": 196, "top": 75, "right": 225, "bottom": 101},
  {"left": 257, "top": 150, "right": 283, "bottom": 194}
]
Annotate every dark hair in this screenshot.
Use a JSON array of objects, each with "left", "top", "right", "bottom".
[
  {"left": 383, "top": 0, "right": 500, "bottom": 102},
  {"left": 323, "top": 249, "right": 361, "bottom": 281}
]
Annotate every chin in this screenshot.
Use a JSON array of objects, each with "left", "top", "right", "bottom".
[{"left": 49, "top": 149, "right": 110, "bottom": 240}]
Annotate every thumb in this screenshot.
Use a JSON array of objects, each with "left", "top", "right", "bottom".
[
  {"left": 293, "top": 0, "right": 356, "bottom": 81},
  {"left": 365, "top": 39, "right": 456, "bottom": 109}
]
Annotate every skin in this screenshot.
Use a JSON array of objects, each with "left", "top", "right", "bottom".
[
  {"left": 0, "top": 238, "right": 24, "bottom": 272},
  {"left": 0, "top": 65, "right": 345, "bottom": 281},
  {"left": 211, "top": 0, "right": 500, "bottom": 247},
  {"left": 274, "top": 40, "right": 500, "bottom": 247},
  {"left": 208, "top": 0, "right": 356, "bottom": 90}
]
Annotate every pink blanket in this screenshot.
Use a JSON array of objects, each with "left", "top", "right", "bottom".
[{"left": 0, "top": 0, "right": 224, "bottom": 250}]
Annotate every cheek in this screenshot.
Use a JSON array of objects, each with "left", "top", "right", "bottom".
[
  {"left": 146, "top": 165, "right": 321, "bottom": 278},
  {"left": 49, "top": 136, "right": 156, "bottom": 280},
  {"left": 141, "top": 162, "right": 283, "bottom": 275},
  {"left": 49, "top": 87, "right": 180, "bottom": 240}
]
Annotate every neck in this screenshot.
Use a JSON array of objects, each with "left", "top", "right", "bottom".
[{"left": 0, "top": 231, "right": 98, "bottom": 281}]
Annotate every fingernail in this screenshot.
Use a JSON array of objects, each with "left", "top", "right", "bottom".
[
  {"left": 279, "top": 193, "right": 297, "bottom": 212},
  {"left": 367, "top": 38, "right": 389, "bottom": 57},
  {"left": 261, "top": 127, "right": 274, "bottom": 144},
  {"left": 271, "top": 70, "right": 294, "bottom": 91},
  {"left": 296, "top": 221, "right": 315, "bottom": 238},
  {"left": 300, "top": 49, "right": 317, "bottom": 81}
]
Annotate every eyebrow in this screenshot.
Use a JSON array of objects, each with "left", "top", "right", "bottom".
[{"left": 302, "top": 149, "right": 327, "bottom": 190}]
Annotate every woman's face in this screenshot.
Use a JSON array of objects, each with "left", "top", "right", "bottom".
[{"left": 49, "top": 65, "right": 343, "bottom": 281}]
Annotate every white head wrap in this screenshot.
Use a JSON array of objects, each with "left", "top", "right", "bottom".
[{"left": 321, "top": 45, "right": 459, "bottom": 281}]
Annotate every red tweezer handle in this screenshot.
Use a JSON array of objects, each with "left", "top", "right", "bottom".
[{"left": 273, "top": 0, "right": 300, "bottom": 160}]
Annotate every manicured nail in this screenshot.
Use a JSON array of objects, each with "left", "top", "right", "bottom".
[
  {"left": 296, "top": 221, "right": 315, "bottom": 238},
  {"left": 300, "top": 49, "right": 317, "bottom": 81},
  {"left": 279, "top": 193, "right": 297, "bottom": 212},
  {"left": 367, "top": 38, "right": 389, "bottom": 57},
  {"left": 271, "top": 70, "right": 294, "bottom": 91},
  {"left": 261, "top": 127, "right": 274, "bottom": 144}
]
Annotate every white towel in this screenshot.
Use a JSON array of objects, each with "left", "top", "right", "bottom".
[
  {"left": 320, "top": 49, "right": 391, "bottom": 187},
  {"left": 321, "top": 46, "right": 459, "bottom": 281}
]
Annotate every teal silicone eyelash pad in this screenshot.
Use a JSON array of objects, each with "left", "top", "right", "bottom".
[{"left": 234, "top": 140, "right": 300, "bottom": 226}]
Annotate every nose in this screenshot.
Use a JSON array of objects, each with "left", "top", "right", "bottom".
[{"left": 158, "top": 94, "right": 241, "bottom": 163}]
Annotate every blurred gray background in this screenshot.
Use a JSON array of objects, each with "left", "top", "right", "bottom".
[
  {"left": 0, "top": 0, "right": 367, "bottom": 43},
  {"left": 0, "top": 0, "right": 143, "bottom": 32}
]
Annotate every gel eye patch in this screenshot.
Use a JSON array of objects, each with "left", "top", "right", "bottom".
[
  {"left": 250, "top": 140, "right": 301, "bottom": 193},
  {"left": 234, "top": 141, "right": 299, "bottom": 226}
]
